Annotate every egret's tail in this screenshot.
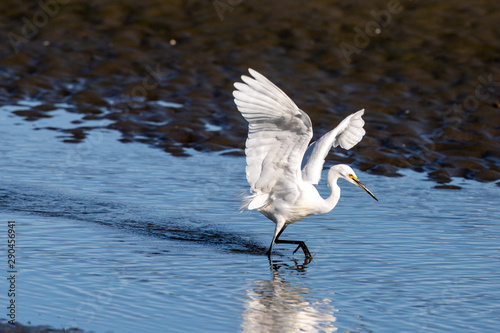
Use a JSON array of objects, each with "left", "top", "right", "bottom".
[{"left": 240, "top": 192, "right": 269, "bottom": 211}]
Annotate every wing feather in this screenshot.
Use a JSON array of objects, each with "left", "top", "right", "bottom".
[
  {"left": 233, "top": 69, "right": 313, "bottom": 209},
  {"left": 301, "top": 109, "right": 366, "bottom": 185}
]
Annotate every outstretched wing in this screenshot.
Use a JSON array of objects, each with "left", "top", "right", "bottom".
[
  {"left": 233, "top": 68, "right": 313, "bottom": 210},
  {"left": 301, "top": 109, "right": 366, "bottom": 185}
]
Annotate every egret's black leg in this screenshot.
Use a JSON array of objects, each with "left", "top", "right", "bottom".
[
  {"left": 267, "top": 224, "right": 286, "bottom": 258},
  {"left": 275, "top": 238, "right": 312, "bottom": 258},
  {"left": 270, "top": 226, "right": 312, "bottom": 259}
]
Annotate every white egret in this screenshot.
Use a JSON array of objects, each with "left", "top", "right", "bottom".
[{"left": 233, "top": 68, "right": 378, "bottom": 260}]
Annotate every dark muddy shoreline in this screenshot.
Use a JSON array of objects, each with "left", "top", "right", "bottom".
[
  {"left": 1, "top": 0, "right": 499, "bottom": 185},
  {"left": 0, "top": 320, "right": 84, "bottom": 333}
]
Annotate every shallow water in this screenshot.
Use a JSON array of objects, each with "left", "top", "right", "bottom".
[{"left": 1, "top": 105, "right": 499, "bottom": 332}]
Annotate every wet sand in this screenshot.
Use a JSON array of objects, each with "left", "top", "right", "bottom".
[
  {"left": 0, "top": 321, "right": 84, "bottom": 333},
  {"left": 1, "top": 0, "right": 499, "bottom": 185}
]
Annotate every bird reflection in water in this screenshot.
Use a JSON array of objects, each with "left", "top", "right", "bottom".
[{"left": 241, "top": 259, "right": 337, "bottom": 332}]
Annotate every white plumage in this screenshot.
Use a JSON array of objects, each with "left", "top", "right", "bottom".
[{"left": 233, "top": 68, "right": 377, "bottom": 260}]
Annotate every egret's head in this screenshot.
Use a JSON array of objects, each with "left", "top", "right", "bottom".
[{"left": 331, "top": 164, "right": 378, "bottom": 201}]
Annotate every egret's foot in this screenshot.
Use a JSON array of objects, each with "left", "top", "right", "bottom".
[
  {"left": 275, "top": 238, "right": 312, "bottom": 260},
  {"left": 292, "top": 242, "right": 312, "bottom": 259}
]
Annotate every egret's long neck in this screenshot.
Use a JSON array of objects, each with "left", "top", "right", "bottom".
[{"left": 322, "top": 170, "right": 341, "bottom": 214}]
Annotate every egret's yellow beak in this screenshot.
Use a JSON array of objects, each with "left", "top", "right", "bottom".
[{"left": 350, "top": 175, "right": 378, "bottom": 201}]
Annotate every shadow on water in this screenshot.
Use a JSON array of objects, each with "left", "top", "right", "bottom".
[
  {"left": 0, "top": 184, "right": 267, "bottom": 256},
  {"left": 241, "top": 257, "right": 337, "bottom": 332}
]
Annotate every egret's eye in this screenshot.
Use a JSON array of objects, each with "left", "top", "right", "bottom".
[{"left": 348, "top": 173, "right": 357, "bottom": 180}]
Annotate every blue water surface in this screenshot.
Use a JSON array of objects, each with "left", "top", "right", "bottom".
[{"left": 0, "top": 104, "right": 499, "bottom": 332}]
